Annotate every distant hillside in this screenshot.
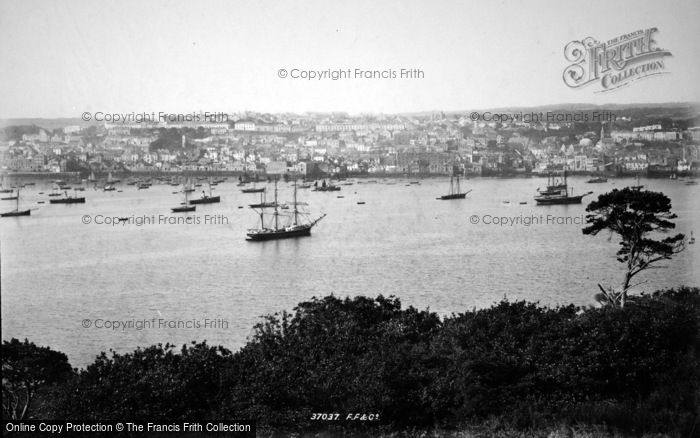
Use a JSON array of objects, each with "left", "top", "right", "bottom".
[
  {"left": 0, "top": 125, "right": 43, "bottom": 142},
  {"left": 404, "top": 102, "right": 700, "bottom": 118},
  {"left": 0, "top": 118, "right": 91, "bottom": 131}
]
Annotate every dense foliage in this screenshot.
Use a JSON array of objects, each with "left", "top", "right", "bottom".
[
  {"left": 4, "top": 288, "right": 699, "bottom": 435},
  {"left": 1, "top": 338, "right": 73, "bottom": 420}
]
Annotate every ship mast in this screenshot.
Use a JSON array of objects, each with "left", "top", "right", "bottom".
[
  {"left": 293, "top": 179, "right": 298, "bottom": 226},
  {"left": 273, "top": 178, "right": 279, "bottom": 231}
]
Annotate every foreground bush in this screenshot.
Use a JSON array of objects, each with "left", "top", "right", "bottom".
[{"left": 7, "top": 287, "right": 699, "bottom": 435}]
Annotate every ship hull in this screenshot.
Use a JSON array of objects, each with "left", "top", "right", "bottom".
[
  {"left": 439, "top": 193, "right": 467, "bottom": 200},
  {"left": 172, "top": 205, "right": 196, "bottom": 212},
  {"left": 189, "top": 196, "right": 220, "bottom": 204},
  {"left": 314, "top": 187, "right": 341, "bottom": 192},
  {"left": 241, "top": 188, "right": 265, "bottom": 193},
  {"left": 50, "top": 197, "right": 85, "bottom": 204},
  {"left": 1, "top": 209, "right": 30, "bottom": 217},
  {"left": 246, "top": 225, "right": 313, "bottom": 241},
  {"left": 249, "top": 202, "right": 277, "bottom": 208},
  {"left": 534, "top": 195, "right": 585, "bottom": 205}
]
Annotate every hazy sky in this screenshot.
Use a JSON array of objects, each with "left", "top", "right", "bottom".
[{"left": 1, "top": 0, "right": 699, "bottom": 118}]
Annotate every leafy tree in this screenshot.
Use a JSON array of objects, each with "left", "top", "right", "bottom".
[
  {"left": 582, "top": 188, "right": 685, "bottom": 307},
  {"left": 1, "top": 338, "right": 73, "bottom": 420}
]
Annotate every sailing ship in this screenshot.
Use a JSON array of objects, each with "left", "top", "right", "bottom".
[
  {"left": 1, "top": 187, "right": 30, "bottom": 217},
  {"left": 49, "top": 190, "right": 86, "bottom": 204},
  {"left": 190, "top": 182, "right": 220, "bottom": 204},
  {"left": 534, "top": 171, "right": 592, "bottom": 205},
  {"left": 246, "top": 179, "right": 326, "bottom": 241},
  {"left": 171, "top": 185, "right": 196, "bottom": 212},
  {"left": 438, "top": 175, "right": 471, "bottom": 200}
]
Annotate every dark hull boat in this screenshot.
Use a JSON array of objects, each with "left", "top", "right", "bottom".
[
  {"left": 534, "top": 171, "right": 591, "bottom": 205},
  {"left": 1, "top": 195, "right": 18, "bottom": 200},
  {"left": 534, "top": 194, "right": 588, "bottom": 205},
  {"left": 246, "top": 224, "right": 314, "bottom": 241},
  {"left": 440, "top": 193, "right": 467, "bottom": 200},
  {"left": 50, "top": 197, "right": 85, "bottom": 204},
  {"left": 2, "top": 187, "right": 30, "bottom": 217},
  {"left": 249, "top": 202, "right": 277, "bottom": 208},
  {"left": 172, "top": 205, "right": 196, "bottom": 212},
  {"left": 190, "top": 195, "right": 220, "bottom": 204},
  {"left": 247, "top": 180, "right": 325, "bottom": 241},
  {"left": 1, "top": 209, "right": 31, "bottom": 217},
  {"left": 190, "top": 183, "right": 220, "bottom": 204},
  {"left": 172, "top": 184, "right": 195, "bottom": 212},
  {"left": 241, "top": 188, "right": 265, "bottom": 193},
  {"left": 313, "top": 180, "right": 340, "bottom": 191},
  {"left": 438, "top": 176, "right": 470, "bottom": 200}
]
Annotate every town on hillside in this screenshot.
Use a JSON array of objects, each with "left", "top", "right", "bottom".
[{"left": 2, "top": 105, "right": 699, "bottom": 179}]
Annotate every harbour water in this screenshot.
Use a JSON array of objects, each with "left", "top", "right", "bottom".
[{"left": 1, "top": 176, "right": 698, "bottom": 368}]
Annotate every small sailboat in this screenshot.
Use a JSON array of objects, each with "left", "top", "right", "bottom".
[
  {"left": 47, "top": 185, "right": 62, "bottom": 197},
  {"left": 438, "top": 175, "right": 471, "bottom": 200},
  {"left": 689, "top": 232, "right": 696, "bottom": 245},
  {"left": 1, "top": 187, "right": 31, "bottom": 217},
  {"left": 630, "top": 174, "right": 644, "bottom": 191},
  {"left": 171, "top": 185, "right": 196, "bottom": 212},
  {"left": 248, "top": 190, "right": 277, "bottom": 209},
  {"left": 106, "top": 172, "right": 120, "bottom": 184},
  {"left": 241, "top": 181, "right": 265, "bottom": 193}
]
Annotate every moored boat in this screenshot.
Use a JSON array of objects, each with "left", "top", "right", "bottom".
[
  {"left": 534, "top": 171, "right": 592, "bottom": 205},
  {"left": 1, "top": 187, "right": 31, "bottom": 217},
  {"left": 247, "top": 179, "right": 326, "bottom": 241},
  {"left": 438, "top": 175, "right": 471, "bottom": 200}
]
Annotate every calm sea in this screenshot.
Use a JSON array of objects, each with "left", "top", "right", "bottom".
[{"left": 1, "top": 176, "right": 698, "bottom": 368}]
